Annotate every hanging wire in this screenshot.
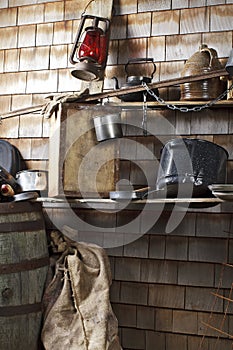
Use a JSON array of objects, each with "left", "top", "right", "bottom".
[
  {"left": 198, "top": 229, "right": 233, "bottom": 349},
  {"left": 81, "top": 0, "right": 96, "bottom": 16}
]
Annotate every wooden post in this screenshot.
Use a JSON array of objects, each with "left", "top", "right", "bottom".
[{"left": 48, "top": 103, "right": 119, "bottom": 198}]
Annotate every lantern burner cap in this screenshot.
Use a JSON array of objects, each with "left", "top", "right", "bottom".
[{"left": 71, "top": 61, "right": 102, "bottom": 81}]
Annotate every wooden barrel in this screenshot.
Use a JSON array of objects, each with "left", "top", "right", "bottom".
[{"left": 0, "top": 201, "right": 49, "bottom": 350}]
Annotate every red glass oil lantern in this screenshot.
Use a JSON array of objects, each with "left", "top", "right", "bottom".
[{"left": 69, "top": 15, "right": 110, "bottom": 81}]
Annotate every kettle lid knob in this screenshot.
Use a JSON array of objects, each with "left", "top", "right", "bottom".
[{"left": 199, "top": 43, "right": 208, "bottom": 51}]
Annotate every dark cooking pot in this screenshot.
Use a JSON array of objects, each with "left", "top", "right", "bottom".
[
  {"left": 156, "top": 138, "right": 228, "bottom": 198},
  {"left": 112, "top": 58, "right": 159, "bottom": 102}
]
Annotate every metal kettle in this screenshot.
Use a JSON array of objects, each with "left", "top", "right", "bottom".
[
  {"left": 180, "top": 44, "right": 225, "bottom": 100},
  {"left": 112, "top": 58, "right": 159, "bottom": 102}
]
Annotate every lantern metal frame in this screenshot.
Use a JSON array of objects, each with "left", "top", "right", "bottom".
[{"left": 69, "top": 14, "right": 110, "bottom": 81}]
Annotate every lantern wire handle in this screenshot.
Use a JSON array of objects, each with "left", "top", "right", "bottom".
[{"left": 81, "top": 0, "right": 96, "bottom": 16}]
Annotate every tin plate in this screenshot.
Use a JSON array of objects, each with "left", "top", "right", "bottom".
[{"left": 208, "top": 184, "right": 233, "bottom": 192}]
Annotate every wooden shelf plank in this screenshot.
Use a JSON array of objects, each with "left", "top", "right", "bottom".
[
  {"left": 40, "top": 196, "right": 233, "bottom": 213},
  {"left": 108, "top": 99, "right": 233, "bottom": 109},
  {"left": 75, "top": 197, "right": 222, "bottom": 203},
  {"left": 39, "top": 196, "right": 222, "bottom": 204}
]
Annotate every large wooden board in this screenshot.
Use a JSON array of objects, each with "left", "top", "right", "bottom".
[{"left": 48, "top": 103, "right": 119, "bottom": 198}]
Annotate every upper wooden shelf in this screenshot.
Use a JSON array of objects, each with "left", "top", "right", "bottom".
[
  {"left": 1, "top": 68, "right": 231, "bottom": 120},
  {"left": 109, "top": 99, "right": 233, "bottom": 109},
  {"left": 1, "top": 95, "right": 232, "bottom": 122}
]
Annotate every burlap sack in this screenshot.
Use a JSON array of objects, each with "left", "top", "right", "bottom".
[{"left": 41, "top": 242, "right": 122, "bottom": 350}]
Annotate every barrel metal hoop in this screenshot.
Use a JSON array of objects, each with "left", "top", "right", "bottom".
[
  {"left": 0, "top": 302, "right": 42, "bottom": 316},
  {"left": 0, "top": 256, "right": 49, "bottom": 274},
  {"left": 0, "top": 219, "right": 44, "bottom": 233},
  {"left": 0, "top": 201, "right": 42, "bottom": 214}
]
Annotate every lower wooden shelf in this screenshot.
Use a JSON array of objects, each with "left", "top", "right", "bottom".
[{"left": 38, "top": 196, "right": 233, "bottom": 213}]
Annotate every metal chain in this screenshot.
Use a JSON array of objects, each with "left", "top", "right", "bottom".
[
  {"left": 142, "top": 92, "right": 148, "bottom": 136},
  {"left": 142, "top": 82, "right": 233, "bottom": 112}
]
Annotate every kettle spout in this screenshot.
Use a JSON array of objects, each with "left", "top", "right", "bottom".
[{"left": 112, "top": 76, "right": 120, "bottom": 90}]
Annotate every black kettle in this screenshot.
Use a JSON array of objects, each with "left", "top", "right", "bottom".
[{"left": 112, "top": 58, "right": 159, "bottom": 102}]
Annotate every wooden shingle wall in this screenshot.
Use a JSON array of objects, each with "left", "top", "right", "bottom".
[
  {"left": 1, "top": 1, "right": 233, "bottom": 349},
  {"left": 0, "top": 1, "right": 233, "bottom": 168}
]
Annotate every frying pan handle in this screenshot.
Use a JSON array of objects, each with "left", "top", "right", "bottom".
[
  {"left": 141, "top": 188, "right": 164, "bottom": 199},
  {"left": 125, "top": 58, "right": 156, "bottom": 79},
  {"left": 134, "top": 186, "right": 150, "bottom": 193}
]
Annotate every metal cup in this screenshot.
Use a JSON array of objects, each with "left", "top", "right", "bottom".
[{"left": 93, "top": 113, "right": 123, "bottom": 142}]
